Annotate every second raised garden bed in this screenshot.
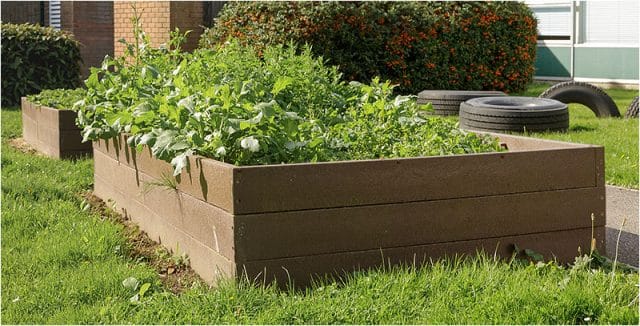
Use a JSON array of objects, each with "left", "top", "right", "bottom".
[
  {"left": 21, "top": 97, "right": 91, "bottom": 159},
  {"left": 93, "top": 133, "right": 605, "bottom": 287}
]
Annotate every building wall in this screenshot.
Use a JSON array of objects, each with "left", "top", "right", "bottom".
[
  {"left": 574, "top": 47, "right": 639, "bottom": 81},
  {"left": 529, "top": 1, "right": 639, "bottom": 84},
  {"left": 114, "top": 1, "right": 204, "bottom": 57},
  {"left": 114, "top": 1, "right": 170, "bottom": 57},
  {"left": 1, "top": 1, "right": 49, "bottom": 25},
  {"left": 54, "top": 1, "right": 114, "bottom": 78},
  {"left": 535, "top": 45, "right": 639, "bottom": 82},
  {"left": 535, "top": 46, "right": 571, "bottom": 78},
  {"left": 64, "top": 2, "right": 114, "bottom": 77}
]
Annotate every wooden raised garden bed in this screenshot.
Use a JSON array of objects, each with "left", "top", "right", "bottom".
[
  {"left": 21, "top": 97, "right": 91, "bottom": 159},
  {"left": 93, "top": 133, "right": 605, "bottom": 287}
]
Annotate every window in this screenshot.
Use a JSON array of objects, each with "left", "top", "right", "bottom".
[
  {"left": 49, "top": 1, "right": 61, "bottom": 29},
  {"left": 581, "top": 1, "right": 639, "bottom": 45},
  {"left": 526, "top": 1, "right": 572, "bottom": 41}
]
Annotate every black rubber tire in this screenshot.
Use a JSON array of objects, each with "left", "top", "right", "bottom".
[
  {"left": 460, "top": 119, "right": 569, "bottom": 133},
  {"left": 417, "top": 90, "right": 506, "bottom": 116},
  {"left": 539, "top": 81, "right": 620, "bottom": 117},
  {"left": 459, "top": 96, "right": 569, "bottom": 133},
  {"left": 433, "top": 104, "right": 461, "bottom": 115},
  {"left": 418, "top": 90, "right": 507, "bottom": 101},
  {"left": 460, "top": 111, "right": 569, "bottom": 124},
  {"left": 624, "top": 96, "right": 638, "bottom": 118}
]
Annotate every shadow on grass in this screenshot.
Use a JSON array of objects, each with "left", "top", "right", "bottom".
[{"left": 570, "top": 125, "right": 597, "bottom": 132}]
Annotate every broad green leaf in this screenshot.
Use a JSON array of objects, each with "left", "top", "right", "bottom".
[
  {"left": 255, "top": 100, "right": 278, "bottom": 117},
  {"left": 122, "top": 277, "right": 138, "bottom": 291},
  {"left": 171, "top": 150, "right": 192, "bottom": 176},
  {"left": 271, "top": 76, "right": 294, "bottom": 96},
  {"left": 283, "top": 119, "right": 298, "bottom": 136},
  {"left": 178, "top": 96, "right": 195, "bottom": 113},
  {"left": 308, "top": 137, "right": 323, "bottom": 148},
  {"left": 138, "top": 283, "right": 151, "bottom": 297}
]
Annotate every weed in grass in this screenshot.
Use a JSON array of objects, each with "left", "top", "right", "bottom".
[
  {"left": 141, "top": 172, "right": 178, "bottom": 194},
  {"left": 611, "top": 216, "right": 628, "bottom": 275}
]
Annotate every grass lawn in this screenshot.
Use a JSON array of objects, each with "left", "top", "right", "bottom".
[
  {"left": 1, "top": 100, "right": 639, "bottom": 324},
  {"left": 512, "top": 82, "right": 639, "bottom": 188}
]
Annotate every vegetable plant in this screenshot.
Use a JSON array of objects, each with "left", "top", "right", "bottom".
[
  {"left": 76, "top": 28, "right": 502, "bottom": 175},
  {"left": 27, "top": 88, "right": 87, "bottom": 110}
]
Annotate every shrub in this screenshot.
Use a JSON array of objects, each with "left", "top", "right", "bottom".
[
  {"left": 77, "top": 32, "right": 501, "bottom": 174},
  {"left": 200, "top": 1, "right": 537, "bottom": 94},
  {"left": 1, "top": 23, "right": 82, "bottom": 107},
  {"left": 26, "top": 88, "right": 87, "bottom": 110}
]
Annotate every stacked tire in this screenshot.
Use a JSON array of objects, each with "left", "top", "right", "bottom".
[
  {"left": 417, "top": 90, "right": 506, "bottom": 116},
  {"left": 459, "top": 97, "right": 569, "bottom": 133}
]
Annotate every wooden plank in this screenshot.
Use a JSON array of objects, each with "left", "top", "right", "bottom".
[
  {"left": 57, "top": 109, "right": 79, "bottom": 129},
  {"left": 175, "top": 155, "right": 236, "bottom": 213},
  {"left": 491, "top": 132, "right": 590, "bottom": 151},
  {"left": 595, "top": 147, "right": 605, "bottom": 188},
  {"left": 94, "top": 174, "right": 133, "bottom": 216},
  {"left": 136, "top": 146, "right": 174, "bottom": 179},
  {"left": 139, "top": 173, "right": 236, "bottom": 261},
  {"left": 125, "top": 144, "right": 236, "bottom": 213},
  {"left": 235, "top": 187, "right": 605, "bottom": 261},
  {"left": 178, "top": 191, "right": 236, "bottom": 261},
  {"left": 21, "top": 109, "right": 38, "bottom": 145},
  {"left": 93, "top": 149, "right": 144, "bottom": 203},
  {"left": 96, "top": 150, "right": 236, "bottom": 261},
  {"left": 60, "top": 130, "right": 92, "bottom": 151},
  {"left": 232, "top": 147, "right": 599, "bottom": 214},
  {"left": 95, "top": 175, "right": 236, "bottom": 283},
  {"left": 158, "top": 215, "right": 237, "bottom": 284},
  {"left": 35, "top": 125, "right": 61, "bottom": 158},
  {"left": 21, "top": 98, "right": 31, "bottom": 118},
  {"left": 240, "top": 227, "right": 605, "bottom": 288},
  {"left": 132, "top": 145, "right": 236, "bottom": 213},
  {"left": 35, "top": 104, "right": 60, "bottom": 129},
  {"left": 93, "top": 135, "right": 138, "bottom": 169}
]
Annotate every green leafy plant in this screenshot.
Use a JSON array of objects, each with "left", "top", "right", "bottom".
[
  {"left": 200, "top": 1, "right": 537, "bottom": 94},
  {"left": 76, "top": 23, "right": 502, "bottom": 175},
  {"left": 26, "top": 88, "right": 87, "bottom": 110},
  {"left": 1, "top": 23, "right": 82, "bottom": 106},
  {"left": 122, "top": 276, "right": 152, "bottom": 303}
]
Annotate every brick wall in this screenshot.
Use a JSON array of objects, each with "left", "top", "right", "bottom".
[
  {"left": 1, "top": 1, "right": 48, "bottom": 25},
  {"left": 114, "top": 1, "right": 205, "bottom": 57},
  {"left": 60, "top": 1, "right": 114, "bottom": 78},
  {"left": 114, "top": 1, "right": 170, "bottom": 56}
]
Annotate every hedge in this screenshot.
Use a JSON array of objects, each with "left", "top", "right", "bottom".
[
  {"left": 200, "top": 1, "right": 537, "bottom": 94},
  {"left": 1, "top": 23, "right": 82, "bottom": 107}
]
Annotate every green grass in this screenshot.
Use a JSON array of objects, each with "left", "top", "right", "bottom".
[
  {"left": 1, "top": 104, "right": 638, "bottom": 324},
  {"left": 512, "top": 82, "right": 639, "bottom": 188}
]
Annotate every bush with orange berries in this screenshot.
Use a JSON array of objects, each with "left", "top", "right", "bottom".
[{"left": 200, "top": 1, "right": 537, "bottom": 94}]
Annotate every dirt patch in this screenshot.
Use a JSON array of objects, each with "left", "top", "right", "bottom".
[
  {"left": 81, "top": 191, "right": 205, "bottom": 294},
  {"left": 8, "top": 138, "right": 41, "bottom": 156}
]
